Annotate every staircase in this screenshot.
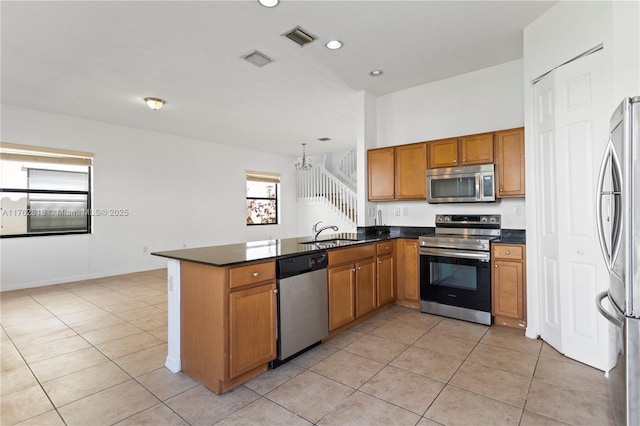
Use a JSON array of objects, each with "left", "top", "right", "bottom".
[
  {"left": 335, "top": 149, "right": 357, "bottom": 191},
  {"left": 296, "top": 163, "right": 357, "bottom": 226}
]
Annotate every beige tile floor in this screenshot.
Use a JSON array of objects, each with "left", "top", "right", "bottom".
[{"left": 1, "top": 270, "right": 615, "bottom": 426}]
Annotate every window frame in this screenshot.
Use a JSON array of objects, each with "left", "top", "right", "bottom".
[
  {"left": 246, "top": 171, "right": 280, "bottom": 226},
  {"left": 1, "top": 143, "right": 93, "bottom": 238}
]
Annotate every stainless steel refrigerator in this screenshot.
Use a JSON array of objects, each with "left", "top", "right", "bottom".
[{"left": 596, "top": 96, "right": 640, "bottom": 426}]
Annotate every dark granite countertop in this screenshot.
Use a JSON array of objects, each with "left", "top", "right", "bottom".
[
  {"left": 493, "top": 229, "right": 526, "bottom": 244},
  {"left": 152, "top": 226, "right": 435, "bottom": 267}
]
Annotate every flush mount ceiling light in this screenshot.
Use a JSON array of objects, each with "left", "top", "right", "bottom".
[
  {"left": 325, "top": 40, "right": 343, "bottom": 50},
  {"left": 258, "top": 0, "right": 279, "bottom": 7},
  {"left": 143, "top": 97, "right": 166, "bottom": 110},
  {"left": 369, "top": 70, "right": 384, "bottom": 77},
  {"left": 294, "top": 143, "right": 312, "bottom": 171}
]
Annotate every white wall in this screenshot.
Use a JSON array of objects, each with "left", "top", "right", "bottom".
[
  {"left": 523, "top": 0, "right": 640, "bottom": 338},
  {"left": 371, "top": 59, "right": 526, "bottom": 229},
  {"left": 0, "top": 105, "right": 299, "bottom": 290}
]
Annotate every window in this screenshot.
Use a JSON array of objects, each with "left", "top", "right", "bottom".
[
  {"left": 246, "top": 171, "right": 279, "bottom": 225},
  {"left": 1, "top": 143, "right": 93, "bottom": 237}
]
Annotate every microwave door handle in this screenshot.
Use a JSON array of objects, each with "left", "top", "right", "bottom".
[{"left": 596, "top": 144, "right": 612, "bottom": 269}]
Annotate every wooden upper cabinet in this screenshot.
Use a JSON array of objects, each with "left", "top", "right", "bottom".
[
  {"left": 367, "top": 147, "right": 395, "bottom": 200},
  {"left": 495, "top": 127, "right": 525, "bottom": 197},
  {"left": 460, "top": 133, "right": 494, "bottom": 165},
  {"left": 428, "top": 138, "right": 459, "bottom": 168},
  {"left": 395, "top": 143, "right": 427, "bottom": 200},
  {"left": 428, "top": 133, "right": 494, "bottom": 168},
  {"left": 367, "top": 143, "right": 426, "bottom": 201}
]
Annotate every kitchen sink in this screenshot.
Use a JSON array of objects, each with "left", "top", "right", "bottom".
[{"left": 298, "top": 238, "right": 360, "bottom": 248}]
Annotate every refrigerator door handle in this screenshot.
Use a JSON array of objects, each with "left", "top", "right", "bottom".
[
  {"left": 595, "top": 290, "right": 623, "bottom": 328},
  {"left": 596, "top": 144, "right": 612, "bottom": 269}
]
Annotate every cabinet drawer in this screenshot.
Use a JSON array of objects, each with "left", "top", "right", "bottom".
[
  {"left": 229, "top": 261, "right": 275, "bottom": 289},
  {"left": 328, "top": 243, "right": 375, "bottom": 266},
  {"left": 376, "top": 241, "right": 394, "bottom": 255},
  {"left": 493, "top": 244, "right": 524, "bottom": 260}
]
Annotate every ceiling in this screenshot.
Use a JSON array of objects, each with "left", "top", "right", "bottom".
[{"left": 1, "top": 1, "right": 556, "bottom": 157}]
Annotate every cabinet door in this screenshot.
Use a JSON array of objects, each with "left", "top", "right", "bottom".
[
  {"left": 495, "top": 128, "right": 525, "bottom": 197},
  {"left": 428, "top": 138, "right": 459, "bottom": 169},
  {"left": 228, "top": 282, "right": 276, "bottom": 379},
  {"left": 377, "top": 254, "right": 394, "bottom": 306},
  {"left": 460, "top": 133, "right": 494, "bottom": 165},
  {"left": 368, "top": 147, "right": 395, "bottom": 200},
  {"left": 395, "top": 143, "right": 427, "bottom": 200},
  {"left": 328, "top": 264, "right": 356, "bottom": 330},
  {"left": 400, "top": 239, "right": 419, "bottom": 301},
  {"left": 355, "top": 258, "right": 376, "bottom": 317},
  {"left": 492, "top": 260, "right": 524, "bottom": 320}
]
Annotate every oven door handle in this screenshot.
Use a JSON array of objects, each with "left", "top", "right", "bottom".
[{"left": 419, "top": 247, "right": 490, "bottom": 261}]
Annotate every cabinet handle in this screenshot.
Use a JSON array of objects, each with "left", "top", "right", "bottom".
[
  {"left": 500, "top": 188, "right": 503, "bottom": 192},
  {"left": 378, "top": 261, "right": 382, "bottom": 264},
  {"left": 453, "top": 159, "right": 457, "bottom": 164},
  {"left": 385, "top": 246, "right": 390, "bottom": 250},
  {"left": 505, "top": 251, "right": 510, "bottom": 255},
  {"left": 494, "top": 264, "right": 499, "bottom": 268},
  {"left": 273, "top": 289, "right": 279, "bottom": 294},
  {"left": 357, "top": 266, "right": 362, "bottom": 270},
  {"left": 352, "top": 268, "right": 356, "bottom": 272},
  {"left": 252, "top": 272, "right": 259, "bottom": 278},
  {"left": 413, "top": 244, "right": 417, "bottom": 249},
  {"left": 462, "top": 158, "right": 466, "bottom": 162}
]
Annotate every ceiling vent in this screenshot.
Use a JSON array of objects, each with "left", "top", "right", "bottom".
[
  {"left": 283, "top": 26, "right": 317, "bottom": 47},
  {"left": 242, "top": 50, "right": 274, "bottom": 67}
]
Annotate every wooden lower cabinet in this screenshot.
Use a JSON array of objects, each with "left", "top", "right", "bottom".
[
  {"left": 396, "top": 239, "right": 419, "bottom": 308},
  {"left": 229, "top": 283, "right": 277, "bottom": 379},
  {"left": 355, "top": 259, "right": 377, "bottom": 317},
  {"left": 328, "top": 264, "right": 356, "bottom": 330},
  {"left": 491, "top": 244, "right": 526, "bottom": 329},
  {"left": 377, "top": 254, "right": 394, "bottom": 306},
  {"left": 180, "top": 260, "right": 276, "bottom": 394},
  {"left": 327, "top": 243, "right": 379, "bottom": 331}
]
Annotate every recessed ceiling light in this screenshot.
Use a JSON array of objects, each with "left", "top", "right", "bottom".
[
  {"left": 369, "top": 70, "right": 384, "bottom": 77},
  {"left": 258, "top": 0, "right": 279, "bottom": 7},
  {"left": 325, "top": 40, "right": 343, "bottom": 50},
  {"left": 318, "top": 137, "right": 331, "bottom": 142},
  {"left": 143, "top": 97, "right": 166, "bottom": 110}
]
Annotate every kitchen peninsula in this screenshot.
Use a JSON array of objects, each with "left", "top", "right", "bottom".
[{"left": 152, "top": 230, "right": 425, "bottom": 394}]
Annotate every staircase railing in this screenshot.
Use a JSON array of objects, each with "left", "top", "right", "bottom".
[
  {"left": 296, "top": 164, "right": 357, "bottom": 224},
  {"left": 336, "top": 149, "right": 357, "bottom": 189}
]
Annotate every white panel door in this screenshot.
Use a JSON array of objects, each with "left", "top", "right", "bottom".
[
  {"left": 554, "top": 50, "right": 609, "bottom": 370},
  {"left": 534, "top": 49, "right": 609, "bottom": 370},
  {"left": 533, "top": 73, "right": 563, "bottom": 351}
]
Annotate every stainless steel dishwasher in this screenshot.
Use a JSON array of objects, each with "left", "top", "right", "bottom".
[{"left": 271, "top": 251, "right": 329, "bottom": 368}]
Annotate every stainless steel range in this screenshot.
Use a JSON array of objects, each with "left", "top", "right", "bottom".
[{"left": 419, "top": 214, "right": 501, "bottom": 325}]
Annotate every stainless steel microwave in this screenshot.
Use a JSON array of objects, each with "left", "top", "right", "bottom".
[{"left": 426, "top": 164, "right": 496, "bottom": 203}]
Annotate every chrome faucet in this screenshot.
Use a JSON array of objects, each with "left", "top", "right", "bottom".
[{"left": 312, "top": 221, "right": 339, "bottom": 241}]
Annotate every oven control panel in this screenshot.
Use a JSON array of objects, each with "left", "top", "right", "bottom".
[{"left": 436, "top": 214, "right": 501, "bottom": 227}]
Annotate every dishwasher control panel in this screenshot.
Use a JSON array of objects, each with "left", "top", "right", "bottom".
[{"left": 277, "top": 251, "right": 328, "bottom": 279}]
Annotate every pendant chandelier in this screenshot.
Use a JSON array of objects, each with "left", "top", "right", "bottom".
[{"left": 295, "top": 143, "right": 312, "bottom": 170}]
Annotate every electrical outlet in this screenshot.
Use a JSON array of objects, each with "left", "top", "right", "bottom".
[
  {"left": 168, "top": 276, "right": 174, "bottom": 291},
  {"left": 394, "top": 207, "right": 401, "bottom": 216},
  {"left": 514, "top": 206, "right": 522, "bottom": 216},
  {"left": 403, "top": 207, "right": 409, "bottom": 216},
  {"left": 368, "top": 207, "right": 374, "bottom": 217}
]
